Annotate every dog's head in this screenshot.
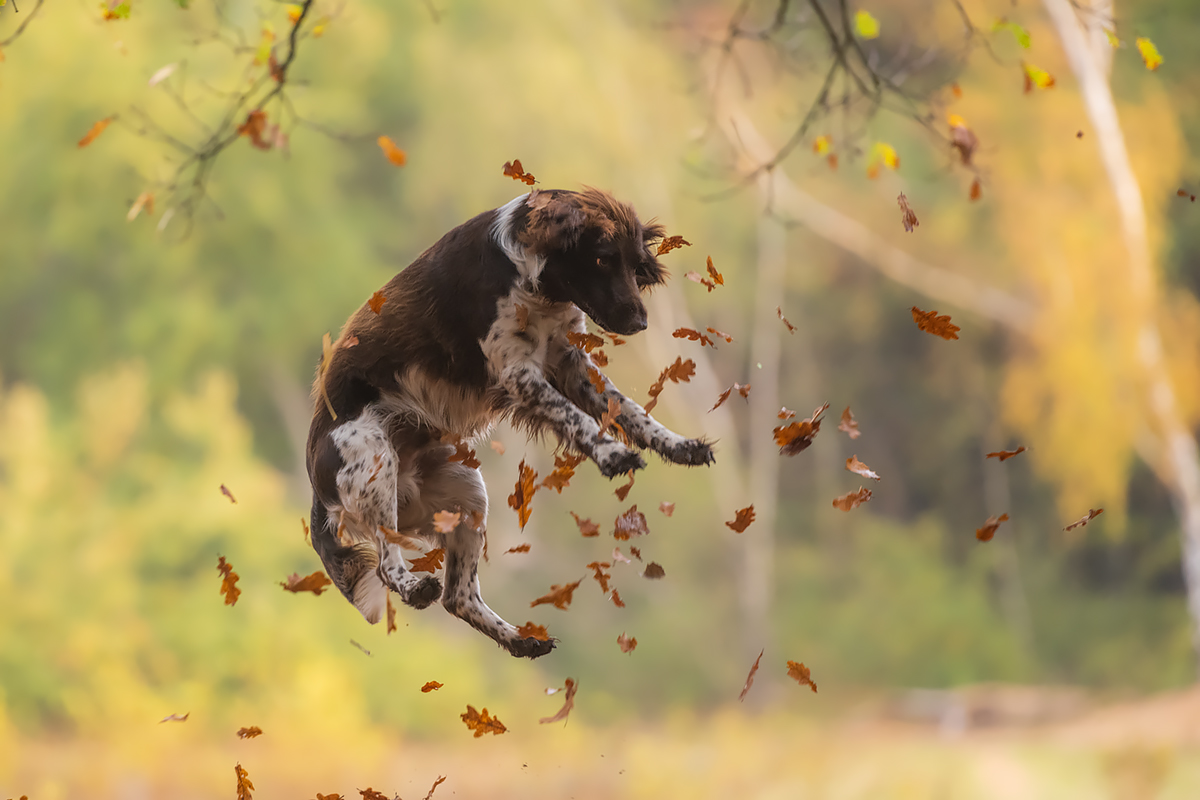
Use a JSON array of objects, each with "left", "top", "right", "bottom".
[{"left": 515, "top": 188, "right": 667, "bottom": 335}]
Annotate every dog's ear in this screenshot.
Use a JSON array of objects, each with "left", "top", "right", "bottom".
[{"left": 519, "top": 192, "right": 600, "bottom": 254}]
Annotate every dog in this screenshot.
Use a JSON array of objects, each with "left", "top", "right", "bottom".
[{"left": 305, "top": 188, "right": 715, "bottom": 658}]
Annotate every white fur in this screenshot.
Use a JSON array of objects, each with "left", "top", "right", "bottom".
[{"left": 491, "top": 194, "right": 546, "bottom": 289}]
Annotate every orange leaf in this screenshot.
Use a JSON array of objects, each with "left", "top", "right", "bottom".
[
  {"left": 614, "top": 469, "right": 635, "bottom": 501},
  {"left": 726, "top": 506, "right": 755, "bottom": 533},
  {"left": 387, "top": 594, "right": 397, "bottom": 634},
  {"left": 217, "top": 556, "right": 241, "bottom": 606},
  {"left": 432, "top": 510, "right": 462, "bottom": 533},
  {"left": 706, "top": 327, "right": 734, "bottom": 343},
  {"left": 610, "top": 588, "right": 626, "bottom": 607},
  {"left": 126, "top": 190, "right": 155, "bottom": 221},
  {"left": 778, "top": 407, "right": 796, "bottom": 420},
  {"left": 630, "top": 546, "right": 642, "bottom": 561},
  {"left": 773, "top": 402, "right": 830, "bottom": 456},
  {"left": 301, "top": 517, "right": 310, "bottom": 545},
  {"left": 986, "top": 446, "right": 1027, "bottom": 461},
  {"left": 539, "top": 677, "right": 578, "bottom": 725},
  {"left": 659, "top": 501, "right": 675, "bottom": 517},
  {"left": 421, "top": 680, "right": 444, "bottom": 693},
  {"left": 360, "top": 790, "right": 390, "bottom": 800},
  {"left": 567, "top": 331, "right": 606, "bottom": 353},
  {"left": 832, "top": 486, "right": 872, "bottom": 512},
  {"left": 586, "top": 366, "right": 606, "bottom": 395},
  {"left": 786, "top": 660, "right": 818, "bottom": 693},
  {"left": 505, "top": 543, "right": 531, "bottom": 554},
  {"left": 368, "top": 291, "right": 387, "bottom": 315},
  {"left": 656, "top": 235, "right": 691, "bottom": 256},
  {"left": 502, "top": 159, "right": 536, "bottom": 186},
  {"left": 237, "top": 110, "right": 272, "bottom": 150},
  {"left": 220, "top": 484, "right": 237, "bottom": 504},
  {"left": 587, "top": 561, "right": 613, "bottom": 594},
  {"left": 540, "top": 451, "right": 585, "bottom": 493},
  {"left": 447, "top": 439, "right": 482, "bottom": 470},
  {"left": 673, "top": 327, "right": 715, "bottom": 349},
  {"left": 644, "top": 357, "right": 695, "bottom": 414},
  {"left": 461, "top": 705, "right": 508, "bottom": 737},
  {"left": 777, "top": 307, "right": 797, "bottom": 334},
  {"left": 236, "top": 726, "right": 263, "bottom": 739},
  {"left": 706, "top": 255, "right": 725, "bottom": 286},
  {"left": 409, "top": 548, "right": 445, "bottom": 574},
  {"left": 685, "top": 271, "right": 716, "bottom": 292},
  {"left": 423, "top": 776, "right": 447, "bottom": 800},
  {"left": 642, "top": 562, "right": 665, "bottom": 579},
  {"left": 617, "top": 632, "right": 637, "bottom": 653},
  {"left": 897, "top": 193, "right": 919, "bottom": 233},
  {"left": 517, "top": 621, "right": 551, "bottom": 641},
  {"left": 1064, "top": 508, "right": 1104, "bottom": 531},
  {"left": 975, "top": 513, "right": 1010, "bottom": 542},
  {"left": 739, "top": 649, "right": 764, "bottom": 702},
  {"left": 279, "top": 571, "right": 333, "bottom": 595},
  {"left": 613, "top": 505, "right": 648, "bottom": 540},
  {"left": 571, "top": 511, "right": 600, "bottom": 537},
  {"left": 710, "top": 382, "right": 751, "bottom": 412},
  {"left": 78, "top": 116, "right": 114, "bottom": 148},
  {"left": 377, "top": 135, "right": 407, "bottom": 167},
  {"left": 507, "top": 459, "right": 538, "bottom": 529},
  {"left": 838, "top": 407, "right": 861, "bottom": 439},
  {"left": 530, "top": 578, "right": 583, "bottom": 610},
  {"left": 598, "top": 396, "right": 621, "bottom": 440},
  {"left": 911, "top": 306, "right": 960, "bottom": 340},
  {"left": 846, "top": 456, "right": 881, "bottom": 481},
  {"left": 235, "top": 763, "right": 255, "bottom": 800},
  {"left": 970, "top": 178, "right": 983, "bottom": 201}
]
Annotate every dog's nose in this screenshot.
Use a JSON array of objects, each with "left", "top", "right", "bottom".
[{"left": 626, "top": 309, "right": 648, "bottom": 333}]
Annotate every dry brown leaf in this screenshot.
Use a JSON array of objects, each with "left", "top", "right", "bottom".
[
  {"left": 237, "top": 109, "right": 271, "bottom": 150},
  {"left": 838, "top": 407, "right": 861, "bottom": 439},
  {"left": 379, "top": 524, "right": 424, "bottom": 550},
  {"left": 502, "top": 159, "right": 536, "bottom": 185},
  {"left": 777, "top": 307, "right": 797, "bottom": 334},
  {"left": 539, "top": 678, "right": 578, "bottom": 725},
  {"left": 614, "top": 470, "right": 635, "bottom": 501},
  {"left": 610, "top": 589, "right": 626, "bottom": 607},
  {"left": 423, "top": 776, "right": 447, "bottom": 800},
  {"left": 976, "top": 513, "right": 1010, "bottom": 542},
  {"left": 897, "top": 193, "right": 920, "bottom": 232},
  {"left": 846, "top": 456, "right": 881, "bottom": 481},
  {"left": 786, "top": 660, "right": 818, "bottom": 693},
  {"left": 571, "top": 511, "right": 600, "bottom": 537},
  {"left": 1064, "top": 508, "right": 1104, "bottom": 531},
  {"left": 315, "top": 794, "right": 344, "bottom": 800},
  {"left": 78, "top": 116, "right": 115, "bottom": 148},
  {"left": 659, "top": 501, "right": 675, "bottom": 517},
  {"left": 409, "top": 548, "right": 445, "bottom": 574},
  {"left": 773, "top": 403, "right": 830, "bottom": 456},
  {"left": 739, "top": 649, "right": 764, "bottom": 702},
  {"left": 706, "top": 256, "right": 725, "bottom": 286},
  {"left": 832, "top": 487, "right": 873, "bottom": 512},
  {"left": 301, "top": 517, "right": 310, "bottom": 545},
  {"left": 778, "top": 407, "right": 796, "bottom": 420},
  {"left": 279, "top": 571, "right": 333, "bottom": 595},
  {"left": 446, "top": 439, "right": 482, "bottom": 470},
  {"left": 217, "top": 556, "right": 241, "bottom": 606},
  {"left": 220, "top": 484, "right": 237, "bottom": 504},
  {"left": 643, "top": 562, "right": 666, "bottom": 579},
  {"left": 587, "top": 561, "right": 613, "bottom": 594},
  {"left": 710, "top": 382, "right": 751, "bottom": 412},
  {"left": 421, "top": 680, "right": 444, "bottom": 693},
  {"left": 541, "top": 451, "right": 586, "bottom": 493},
  {"left": 611, "top": 547, "right": 632, "bottom": 564},
  {"left": 586, "top": 366, "right": 607, "bottom": 395},
  {"left": 613, "top": 505, "right": 649, "bottom": 540},
  {"left": 236, "top": 726, "right": 263, "bottom": 739},
  {"left": 359, "top": 790, "right": 389, "bottom": 800},
  {"left": 368, "top": 291, "right": 387, "bottom": 315},
  {"left": 159, "top": 712, "right": 190, "bottom": 723},
  {"left": 507, "top": 459, "right": 538, "bottom": 529},
  {"left": 911, "top": 306, "right": 960, "bottom": 340},
  {"left": 517, "top": 621, "right": 551, "bottom": 641},
  {"left": 461, "top": 705, "right": 508, "bottom": 737},
  {"left": 387, "top": 594, "right": 397, "bottom": 634},
  {"left": 505, "top": 543, "right": 531, "bottom": 554},
  {"left": 1177, "top": 189, "right": 1197, "bottom": 202},
  {"left": 656, "top": 235, "right": 691, "bottom": 256},
  {"left": 598, "top": 396, "right": 621, "bottom": 439},
  {"left": 986, "top": 446, "right": 1027, "bottom": 461},
  {"left": 617, "top": 632, "right": 637, "bottom": 653},
  {"left": 949, "top": 117, "right": 979, "bottom": 166},
  {"left": 970, "top": 178, "right": 983, "bottom": 201},
  {"left": 673, "top": 327, "right": 715, "bottom": 349},
  {"left": 630, "top": 546, "right": 642, "bottom": 561},
  {"left": 685, "top": 271, "right": 716, "bottom": 291},
  {"left": 644, "top": 357, "right": 696, "bottom": 414},
  {"left": 706, "top": 327, "right": 734, "bottom": 343},
  {"left": 235, "top": 763, "right": 255, "bottom": 800},
  {"left": 567, "top": 330, "right": 607, "bottom": 353},
  {"left": 432, "top": 510, "right": 462, "bottom": 533},
  {"left": 726, "top": 506, "right": 756, "bottom": 533},
  {"left": 531, "top": 579, "right": 583, "bottom": 610}
]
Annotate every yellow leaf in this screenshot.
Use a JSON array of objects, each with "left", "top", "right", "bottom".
[
  {"left": 1104, "top": 29, "right": 1120, "bottom": 48},
  {"left": 991, "top": 19, "right": 1031, "bottom": 49},
  {"left": 1022, "top": 62, "right": 1056, "bottom": 91},
  {"left": 812, "top": 134, "right": 832, "bottom": 156},
  {"left": 377, "top": 135, "right": 407, "bottom": 167},
  {"left": 254, "top": 22, "right": 275, "bottom": 66},
  {"left": 866, "top": 142, "right": 899, "bottom": 178},
  {"left": 1136, "top": 37, "right": 1163, "bottom": 71},
  {"left": 854, "top": 10, "right": 879, "bottom": 39},
  {"left": 312, "top": 16, "right": 329, "bottom": 37},
  {"left": 947, "top": 113, "right": 967, "bottom": 129},
  {"left": 286, "top": 3, "right": 303, "bottom": 23}
]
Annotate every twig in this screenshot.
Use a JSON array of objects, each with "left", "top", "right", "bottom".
[{"left": 0, "top": 0, "right": 45, "bottom": 48}]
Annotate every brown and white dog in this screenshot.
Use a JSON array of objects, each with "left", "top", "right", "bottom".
[{"left": 305, "top": 188, "right": 714, "bottom": 659}]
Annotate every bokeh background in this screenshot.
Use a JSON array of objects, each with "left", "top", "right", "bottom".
[{"left": 2, "top": 0, "right": 1200, "bottom": 796}]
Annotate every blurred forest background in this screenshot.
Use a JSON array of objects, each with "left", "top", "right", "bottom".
[{"left": 2, "top": 0, "right": 1200, "bottom": 796}]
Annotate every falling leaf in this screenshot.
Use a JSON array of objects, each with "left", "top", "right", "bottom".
[
  {"left": 911, "top": 307, "right": 961, "bottom": 340},
  {"left": 586, "top": 366, "right": 607, "bottom": 395},
  {"left": 685, "top": 271, "right": 716, "bottom": 292},
  {"left": 970, "top": 178, "right": 983, "bottom": 201},
  {"left": 854, "top": 9, "right": 880, "bottom": 39},
  {"left": 218, "top": 484, "right": 237, "bottom": 504},
  {"left": 610, "top": 589, "right": 626, "bottom": 607},
  {"left": 253, "top": 21, "right": 275, "bottom": 64},
  {"left": 217, "top": 556, "right": 241, "bottom": 606},
  {"left": 739, "top": 650, "right": 764, "bottom": 702},
  {"left": 146, "top": 62, "right": 178, "bottom": 87},
  {"left": 612, "top": 547, "right": 632, "bottom": 564},
  {"left": 948, "top": 114, "right": 979, "bottom": 167},
  {"left": 235, "top": 763, "right": 255, "bottom": 800},
  {"left": 779, "top": 407, "right": 796, "bottom": 420},
  {"left": 531, "top": 579, "right": 583, "bottom": 610},
  {"left": 368, "top": 291, "right": 387, "bottom": 314},
  {"left": 539, "top": 678, "right": 578, "bottom": 724},
  {"left": 975, "top": 513, "right": 1010, "bottom": 542},
  {"left": 1022, "top": 62, "right": 1056, "bottom": 93},
  {"left": 656, "top": 235, "right": 691, "bottom": 256},
  {"left": 643, "top": 562, "right": 666, "bottom": 580},
  {"left": 813, "top": 134, "right": 833, "bottom": 155},
  {"left": 126, "top": 191, "right": 155, "bottom": 221},
  {"left": 726, "top": 506, "right": 756, "bottom": 533},
  {"left": 991, "top": 19, "right": 1031, "bottom": 49},
  {"left": 447, "top": 439, "right": 482, "bottom": 470},
  {"left": 517, "top": 621, "right": 551, "bottom": 641},
  {"left": 237, "top": 726, "right": 263, "bottom": 739},
  {"left": 567, "top": 331, "right": 607, "bottom": 353},
  {"left": 315, "top": 794, "right": 343, "bottom": 800},
  {"left": 78, "top": 117, "right": 114, "bottom": 148},
  {"left": 1177, "top": 189, "right": 1196, "bottom": 202},
  {"left": 630, "top": 546, "right": 643, "bottom": 561},
  {"left": 285, "top": 3, "right": 303, "bottom": 23},
  {"left": 279, "top": 571, "right": 333, "bottom": 595},
  {"left": 986, "top": 446, "right": 1027, "bottom": 461},
  {"left": 773, "top": 402, "right": 830, "bottom": 456},
  {"left": 832, "top": 487, "right": 872, "bottom": 512},
  {"left": 617, "top": 632, "right": 637, "bottom": 653},
  {"left": 101, "top": 1, "right": 132, "bottom": 21},
  {"left": 237, "top": 109, "right": 272, "bottom": 150},
  {"left": 159, "top": 712, "right": 190, "bottom": 723},
  {"left": 951, "top": 82, "right": 963, "bottom": 98},
  {"left": 706, "top": 256, "right": 725, "bottom": 286},
  {"left": 360, "top": 790, "right": 389, "bottom": 800},
  {"left": 598, "top": 397, "right": 621, "bottom": 441},
  {"left": 490, "top": 440, "right": 507, "bottom": 455},
  {"left": 866, "top": 142, "right": 900, "bottom": 178},
  {"left": 1064, "top": 508, "right": 1104, "bottom": 531},
  {"left": 786, "top": 661, "right": 818, "bottom": 693},
  {"left": 673, "top": 327, "right": 716, "bottom": 349},
  {"left": 387, "top": 595, "right": 397, "bottom": 634},
  {"left": 710, "top": 382, "right": 751, "bottom": 412},
  {"left": 846, "top": 456, "right": 881, "bottom": 481},
  {"left": 432, "top": 510, "right": 462, "bottom": 533},
  {"left": 838, "top": 407, "right": 861, "bottom": 439},
  {"left": 613, "top": 505, "right": 649, "bottom": 540},
  {"left": 505, "top": 543, "right": 531, "bottom": 554},
  {"left": 897, "top": 193, "right": 919, "bottom": 232},
  {"left": 587, "top": 561, "right": 613, "bottom": 594},
  {"left": 659, "top": 501, "right": 675, "bottom": 517},
  {"left": 421, "top": 681, "right": 443, "bottom": 693},
  {"left": 461, "top": 705, "right": 508, "bottom": 737},
  {"left": 571, "top": 511, "right": 601, "bottom": 537},
  {"left": 422, "top": 776, "right": 447, "bottom": 800},
  {"left": 507, "top": 459, "right": 538, "bottom": 529},
  {"left": 1136, "top": 37, "right": 1163, "bottom": 71},
  {"left": 410, "top": 548, "right": 445, "bottom": 574},
  {"left": 503, "top": 159, "right": 536, "bottom": 186},
  {"left": 614, "top": 470, "right": 635, "bottom": 501},
  {"left": 777, "top": 307, "right": 797, "bottom": 334},
  {"left": 827, "top": 153, "right": 839, "bottom": 170},
  {"left": 644, "top": 357, "right": 696, "bottom": 413}
]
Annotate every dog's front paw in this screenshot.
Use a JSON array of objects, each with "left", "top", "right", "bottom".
[
  {"left": 669, "top": 438, "right": 715, "bottom": 467},
  {"left": 507, "top": 635, "right": 557, "bottom": 659},
  {"left": 595, "top": 443, "right": 646, "bottom": 479},
  {"left": 403, "top": 575, "right": 443, "bottom": 610}
]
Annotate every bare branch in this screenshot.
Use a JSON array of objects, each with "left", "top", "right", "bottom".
[{"left": 0, "top": 0, "right": 45, "bottom": 49}]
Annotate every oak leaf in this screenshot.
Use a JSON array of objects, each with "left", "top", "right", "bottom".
[
  {"left": 359, "top": 791, "right": 389, "bottom": 800},
  {"left": 846, "top": 456, "right": 881, "bottom": 481},
  {"left": 707, "top": 327, "right": 734, "bottom": 343},
  {"left": 777, "top": 307, "right": 797, "bottom": 334},
  {"left": 279, "top": 571, "right": 333, "bottom": 595},
  {"left": 421, "top": 681, "right": 444, "bottom": 693},
  {"left": 911, "top": 307, "right": 960, "bottom": 340},
  {"left": 505, "top": 543, "right": 531, "bottom": 554},
  {"left": 160, "top": 712, "right": 190, "bottom": 723},
  {"left": 739, "top": 649, "right": 764, "bottom": 702},
  {"left": 517, "top": 621, "right": 551, "bottom": 641},
  {"left": 539, "top": 678, "right": 578, "bottom": 725},
  {"left": 786, "top": 660, "right": 818, "bottom": 693},
  {"left": 368, "top": 291, "right": 387, "bottom": 314},
  {"left": 237, "top": 726, "right": 263, "bottom": 739},
  {"left": 644, "top": 357, "right": 695, "bottom": 414},
  {"left": 614, "top": 469, "right": 635, "bottom": 501},
  {"left": 567, "top": 330, "right": 606, "bottom": 353},
  {"left": 659, "top": 501, "right": 675, "bottom": 517},
  {"left": 502, "top": 159, "right": 536, "bottom": 185},
  {"left": 423, "top": 776, "right": 447, "bottom": 800},
  {"left": 617, "top": 632, "right": 637, "bottom": 653},
  {"left": 1064, "top": 508, "right": 1104, "bottom": 531},
  {"left": 78, "top": 116, "right": 114, "bottom": 148},
  {"left": 611, "top": 547, "right": 631, "bottom": 563},
  {"left": 630, "top": 546, "right": 642, "bottom": 561},
  {"left": 237, "top": 109, "right": 272, "bottom": 150},
  {"left": 387, "top": 595, "right": 397, "bottom": 634},
  {"left": 571, "top": 511, "right": 600, "bottom": 537},
  {"left": 975, "top": 513, "right": 1010, "bottom": 542},
  {"left": 838, "top": 407, "right": 861, "bottom": 439},
  {"left": 586, "top": 366, "right": 606, "bottom": 395},
  {"left": 235, "top": 763, "right": 255, "bottom": 800},
  {"left": 726, "top": 506, "right": 756, "bottom": 533},
  {"left": 779, "top": 407, "right": 796, "bottom": 420},
  {"left": 673, "top": 327, "right": 715, "bottom": 349},
  {"left": 587, "top": 561, "right": 613, "bottom": 594},
  {"left": 531, "top": 579, "right": 583, "bottom": 610},
  {"left": 656, "top": 235, "right": 691, "bottom": 256},
  {"left": 897, "top": 193, "right": 919, "bottom": 233},
  {"left": 507, "top": 459, "right": 538, "bottom": 529},
  {"left": 711, "top": 382, "right": 751, "bottom": 412},
  {"left": 643, "top": 562, "right": 665, "bottom": 579},
  {"left": 461, "top": 705, "right": 508, "bottom": 737},
  {"left": 613, "top": 505, "right": 649, "bottom": 540},
  {"left": 986, "top": 446, "right": 1026, "bottom": 461},
  {"left": 832, "top": 487, "right": 872, "bottom": 511},
  {"left": 432, "top": 510, "right": 461, "bottom": 533},
  {"left": 773, "top": 402, "right": 830, "bottom": 456},
  {"left": 610, "top": 589, "right": 626, "bottom": 607},
  {"left": 542, "top": 451, "right": 586, "bottom": 493},
  {"left": 685, "top": 271, "right": 715, "bottom": 291},
  {"left": 217, "top": 556, "right": 241, "bottom": 606},
  {"left": 598, "top": 397, "right": 621, "bottom": 441},
  {"left": 447, "top": 440, "right": 481, "bottom": 470},
  {"left": 377, "top": 135, "right": 407, "bottom": 166},
  {"left": 409, "top": 548, "right": 445, "bottom": 574}
]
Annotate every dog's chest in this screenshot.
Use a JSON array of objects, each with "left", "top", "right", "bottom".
[{"left": 481, "top": 286, "right": 583, "bottom": 379}]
